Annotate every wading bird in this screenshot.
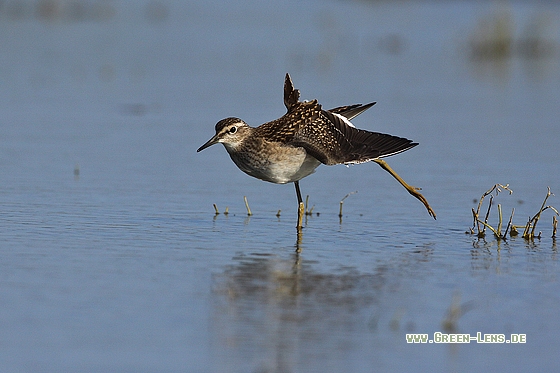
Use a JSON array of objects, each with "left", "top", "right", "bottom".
[{"left": 197, "top": 73, "right": 436, "bottom": 229}]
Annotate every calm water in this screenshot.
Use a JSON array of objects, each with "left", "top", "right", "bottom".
[{"left": 1, "top": 1, "right": 560, "bottom": 372}]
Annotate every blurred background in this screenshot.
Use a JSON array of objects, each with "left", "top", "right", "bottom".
[
  {"left": 1, "top": 1, "right": 559, "bottom": 372},
  {"left": 1, "top": 0, "right": 559, "bottom": 215}
]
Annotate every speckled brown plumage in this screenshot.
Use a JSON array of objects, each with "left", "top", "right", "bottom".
[
  {"left": 198, "top": 73, "right": 417, "bottom": 183},
  {"left": 251, "top": 73, "right": 416, "bottom": 165},
  {"left": 198, "top": 73, "right": 436, "bottom": 221}
]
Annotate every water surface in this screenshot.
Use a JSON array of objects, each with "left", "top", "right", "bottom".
[{"left": 1, "top": 1, "right": 559, "bottom": 372}]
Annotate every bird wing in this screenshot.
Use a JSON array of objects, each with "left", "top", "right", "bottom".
[
  {"left": 328, "top": 102, "right": 376, "bottom": 121},
  {"left": 284, "top": 73, "right": 300, "bottom": 111},
  {"left": 256, "top": 73, "right": 320, "bottom": 142},
  {"left": 276, "top": 73, "right": 418, "bottom": 165},
  {"left": 288, "top": 108, "right": 417, "bottom": 165}
]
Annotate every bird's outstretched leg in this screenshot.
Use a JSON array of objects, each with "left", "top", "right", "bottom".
[
  {"left": 373, "top": 159, "right": 437, "bottom": 219},
  {"left": 294, "top": 181, "right": 305, "bottom": 230}
]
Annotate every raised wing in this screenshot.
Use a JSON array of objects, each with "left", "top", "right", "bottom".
[
  {"left": 284, "top": 73, "right": 300, "bottom": 112},
  {"left": 290, "top": 109, "right": 417, "bottom": 165},
  {"left": 272, "top": 73, "right": 417, "bottom": 165},
  {"left": 328, "top": 102, "right": 376, "bottom": 120}
]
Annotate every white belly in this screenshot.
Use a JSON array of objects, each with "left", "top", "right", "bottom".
[
  {"left": 267, "top": 152, "right": 321, "bottom": 183},
  {"left": 227, "top": 144, "right": 321, "bottom": 184}
]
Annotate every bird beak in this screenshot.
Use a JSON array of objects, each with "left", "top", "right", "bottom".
[{"left": 197, "top": 134, "right": 220, "bottom": 152}]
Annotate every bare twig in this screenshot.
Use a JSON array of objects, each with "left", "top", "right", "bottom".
[
  {"left": 504, "top": 208, "right": 514, "bottom": 237},
  {"left": 304, "top": 195, "right": 315, "bottom": 215},
  {"left": 522, "top": 216, "right": 532, "bottom": 238},
  {"left": 522, "top": 187, "right": 558, "bottom": 240},
  {"left": 497, "top": 204, "right": 503, "bottom": 238},
  {"left": 469, "top": 186, "right": 558, "bottom": 240},
  {"left": 244, "top": 196, "right": 252, "bottom": 216},
  {"left": 471, "top": 184, "right": 512, "bottom": 236},
  {"left": 475, "top": 184, "right": 512, "bottom": 216},
  {"left": 471, "top": 208, "right": 485, "bottom": 237},
  {"left": 339, "top": 191, "right": 358, "bottom": 218},
  {"left": 477, "top": 218, "right": 500, "bottom": 238},
  {"left": 482, "top": 195, "right": 494, "bottom": 235},
  {"left": 528, "top": 187, "right": 552, "bottom": 238}
]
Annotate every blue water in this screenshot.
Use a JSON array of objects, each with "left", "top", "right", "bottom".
[{"left": 1, "top": 1, "right": 560, "bottom": 372}]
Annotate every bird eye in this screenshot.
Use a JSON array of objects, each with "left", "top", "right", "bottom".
[{"left": 229, "top": 126, "right": 237, "bottom": 134}]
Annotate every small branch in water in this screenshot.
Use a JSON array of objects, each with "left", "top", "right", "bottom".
[
  {"left": 304, "top": 195, "right": 315, "bottom": 215},
  {"left": 497, "top": 203, "right": 503, "bottom": 237},
  {"left": 213, "top": 204, "right": 219, "bottom": 215},
  {"left": 526, "top": 187, "right": 557, "bottom": 239},
  {"left": 244, "top": 196, "right": 253, "bottom": 216},
  {"left": 476, "top": 218, "right": 500, "bottom": 238},
  {"left": 482, "top": 195, "right": 494, "bottom": 236},
  {"left": 504, "top": 208, "right": 514, "bottom": 237},
  {"left": 471, "top": 184, "right": 512, "bottom": 237},
  {"left": 516, "top": 187, "right": 559, "bottom": 240},
  {"left": 339, "top": 191, "right": 358, "bottom": 218}
]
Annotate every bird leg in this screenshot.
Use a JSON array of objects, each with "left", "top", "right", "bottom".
[
  {"left": 294, "top": 180, "right": 303, "bottom": 204},
  {"left": 294, "top": 181, "right": 305, "bottom": 230},
  {"left": 373, "top": 159, "right": 437, "bottom": 219}
]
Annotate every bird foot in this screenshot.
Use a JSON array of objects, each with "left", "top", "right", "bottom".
[{"left": 373, "top": 158, "right": 436, "bottom": 220}]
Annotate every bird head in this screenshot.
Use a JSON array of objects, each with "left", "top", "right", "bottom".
[{"left": 197, "top": 117, "right": 250, "bottom": 152}]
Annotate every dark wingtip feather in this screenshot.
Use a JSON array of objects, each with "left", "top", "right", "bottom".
[
  {"left": 328, "top": 102, "right": 376, "bottom": 120},
  {"left": 318, "top": 109, "right": 418, "bottom": 164},
  {"left": 345, "top": 132, "right": 417, "bottom": 162},
  {"left": 284, "top": 73, "right": 300, "bottom": 111}
]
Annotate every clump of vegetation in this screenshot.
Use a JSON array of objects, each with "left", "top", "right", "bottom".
[{"left": 468, "top": 184, "right": 558, "bottom": 240}]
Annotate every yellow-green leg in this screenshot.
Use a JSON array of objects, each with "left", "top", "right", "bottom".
[
  {"left": 294, "top": 181, "right": 305, "bottom": 230},
  {"left": 373, "top": 158, "right": 437, "bottom": 219},
  {"left": 297, "top": 202, "right": 305, "bottom": 231}
]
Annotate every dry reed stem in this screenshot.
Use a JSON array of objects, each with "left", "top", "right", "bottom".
[
  {"left": 528, "top": 187, "right": 556, "bottom": 238},
  {"left": 497, "top": 204, "right": 503, "bottom": 237},
  {"left": 304, "top": 195, "right": 315, "bottom": 215},
  {"left": 505, "top": 208, "right": 514, "bottom": 237},
  {"left": 471, "top": 184, "right": 513, "bottom": 237},
  {"left": 243, "top": 196, "right": 252, "bottom": 216},
  {"left": 339, "top": 191, "right": 358, "bottom": 218},
  {"left": 471, "top": 185, "right": 557, "bottom": 241}
]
